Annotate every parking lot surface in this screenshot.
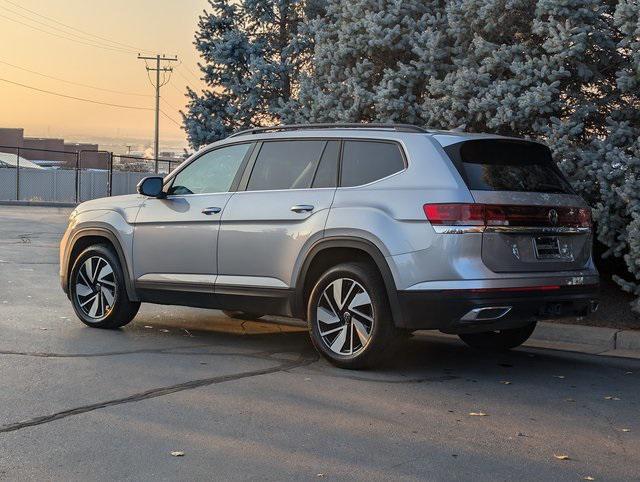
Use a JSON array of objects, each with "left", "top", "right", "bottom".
[{"left": 0, "top": 205, "right": 638, "bottom": 481}]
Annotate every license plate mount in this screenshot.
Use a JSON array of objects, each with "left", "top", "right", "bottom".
[{"left": 534, "top": 236, "right": 562, "bottom": 259}]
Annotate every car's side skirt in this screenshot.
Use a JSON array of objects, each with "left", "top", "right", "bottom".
[{"left": 135, "top": 284, "right": 296, "bottom": 318}]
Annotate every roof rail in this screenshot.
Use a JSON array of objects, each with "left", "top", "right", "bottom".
[{"left": 228, "top": 123, "right": 429, "bottom": 138}]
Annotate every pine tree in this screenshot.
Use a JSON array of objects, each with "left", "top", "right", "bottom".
[
  {"left": 182, "top": 0, "right": 317, "bottom": 149},
  {"left": 287, "top": 0, "right": 640, "bottom": 309},
  {"left": 278, "top": 0, "right": 432, "bottom": 123},
  {"left": 602, "top": 0, "right": 640, "bottom": 309}
]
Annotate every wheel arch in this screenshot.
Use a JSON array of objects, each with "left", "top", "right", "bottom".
[
  {"left": 64, "top": 227, "right": 138, "bottom": 301},
  {"left": 293, "top": 237, "right": 403, "bottom": 326}
]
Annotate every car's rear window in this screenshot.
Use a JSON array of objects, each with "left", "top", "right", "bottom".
[{"left": 444, "top": 139, "right": 574, "bottom": 194}]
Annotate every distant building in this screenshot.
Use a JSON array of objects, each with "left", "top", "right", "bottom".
[
  {"left": 22, "top": 137, "right": 67, "bottom": 163},
  {"left": 0, "top": 152, "right": 43, "bottom": 169},
  {"left": 64, "top": 142, "right": 98, "bottom": 152},
  {"left": 159, "top": 150, "right": 185, "bottom": 161},
  {"left": 0, "top": 128, "right": 111, "bottom": 169},
  {"left": 31, "top": 159, "right": 67, "bottom": 168},
  {"left": 64, "top": 142, "right": 106, "bottom": 169},
  {"left": 0, "top": 128, "right": 24, "bottom": 155}
]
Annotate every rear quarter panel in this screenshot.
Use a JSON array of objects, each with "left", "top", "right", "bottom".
[{"left": 322, "top": 135, "right": 473, "bottom": 289}]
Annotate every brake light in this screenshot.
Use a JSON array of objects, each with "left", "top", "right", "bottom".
[
  {"left": 423, "top": 204, "right": 591, "bottom": 228},
  {"left": 423, "top": 204, "right": 485, "bottom": 225}
]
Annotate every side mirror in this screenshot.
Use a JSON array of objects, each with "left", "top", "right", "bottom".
[{"left": 137, "top": 176, "right": 165, "bottom": 198}]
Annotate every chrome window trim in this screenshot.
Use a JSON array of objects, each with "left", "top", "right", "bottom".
[
  {"left": 485, "top": 226, "right": 591, "bottom": 235},
  {"left": 230, "top": 186, "right": 336, "bottom": 195},
  {"left": 335, "top": 168, "right": 407, "bottom": 190},
  {"left": 432, "top": 225, "right": 591, "bottom": 235}
]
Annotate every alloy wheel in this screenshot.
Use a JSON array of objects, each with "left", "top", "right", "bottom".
[
  {"left": 316, "top": 277, "right": 374, "bottom": 356},
  {"left": 75, "top": 256, "right": 117, "bottom": 321}
]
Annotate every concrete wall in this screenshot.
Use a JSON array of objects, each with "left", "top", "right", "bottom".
[{"left": 0, "top": 168, "right": 148, "bottom": 203}]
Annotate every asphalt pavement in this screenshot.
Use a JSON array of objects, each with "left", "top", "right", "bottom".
[{"left": 0, "top": 205, "right": 638, "bottom": 481}]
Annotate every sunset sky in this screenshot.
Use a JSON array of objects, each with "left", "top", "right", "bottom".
[{"left": 0, "top": 0, "right": 210, "bottom": 149}]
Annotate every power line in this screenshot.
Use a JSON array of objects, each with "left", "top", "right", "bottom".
[
  {"left": 0, "top": 12, "right": 132, "bottom": 53},
  {"left": 160, "top": 109, "right": 182, "bottom": 128},
  {"left": 0, "top": 77, "right": 153, "bottom": 110},
  {"left": 0, "top": 58, "right": 151, "bottom": 97},
  {"left": 0, "top": 0, "right": 153, "bottom": 54},
  {"left": 176, "top": 61, "right": 200, "bottom": 83},
  {"left": 160, "top": 97, "right": 181, "bottom": 113},
  {"left": 168, "top": 79, "right": 187, "bottom": 95},
  {"left": 0, "top": 4, "right": 134, "bottom": 52},
  {"left": 174, "top": 66, "right": 197, "bottom": 87}
]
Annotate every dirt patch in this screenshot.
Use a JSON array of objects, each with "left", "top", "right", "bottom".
[{"left": 548, "top": 277, "right": 640, "bottom": 330}]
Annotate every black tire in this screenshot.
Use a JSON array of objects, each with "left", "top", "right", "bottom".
[
  {"left": 222, "top": 310, "right": 264, "bottom": 320},
  {"left": 69, "top": 244, "right": 140, "bottom": 329},
  {"left": 307, "top": 262, "right": 399, "bottom": 369},
  {"left": 458, "top": 321, "right": 537, "bottom": 351}
]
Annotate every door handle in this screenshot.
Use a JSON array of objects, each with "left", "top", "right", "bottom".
[
  {"left": 290, "top": 204, "right": 314, "bottom": 213},
  {"left": 202, "top": 207, "right": 222, "bottom": 215}
]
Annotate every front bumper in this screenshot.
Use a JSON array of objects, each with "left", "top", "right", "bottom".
[{"left": 397, "top": 283, "right": 600, "bottom": 334}]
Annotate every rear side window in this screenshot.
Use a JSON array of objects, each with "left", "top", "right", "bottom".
[
  {"left": 445, "top": 139, "right": 574, "bottom": 194},
  {"left": 247, "top": 140, "right": 326, "bottom": 191},
  {"left": 340, "top": 141, "right": 405, "bottom": 187}
]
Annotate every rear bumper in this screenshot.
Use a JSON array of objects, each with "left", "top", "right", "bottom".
[{"left": 396, "top": 283, "right": 600, "bottom": 334}]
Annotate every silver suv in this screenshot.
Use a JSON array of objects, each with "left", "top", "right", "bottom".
[{"left": 60, "top": 124, "right": 599, "bottom": 368}]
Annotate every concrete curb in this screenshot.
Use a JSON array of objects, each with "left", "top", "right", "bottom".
[
  {"left": 0, "top": 200, "right": 76, "bottom": 207},
  {"left": 530, "top": 322, "right": 618, "bottom": 350},
  {"left": 617, "top": 329, "right": 640, "bottom": 351}
]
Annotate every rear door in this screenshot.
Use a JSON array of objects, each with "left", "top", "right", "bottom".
[
  {"left": 217, "top": 139, "right": 339, "bottom": 291},
  {"left": 441, "top": 138, "right": 592, "bottom": 273}
]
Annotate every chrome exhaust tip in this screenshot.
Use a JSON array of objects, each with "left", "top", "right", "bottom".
[{"left": 461, "top": 306, "right": 512, "bottom": 322}]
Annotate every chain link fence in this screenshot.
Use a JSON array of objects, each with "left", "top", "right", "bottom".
[{"left": 0, "top": 145, "right": 182, "bottom": 204}]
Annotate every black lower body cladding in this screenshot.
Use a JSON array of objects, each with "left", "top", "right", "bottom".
[{"left": 396, "top": 284, "right": 599, "bottom": 334}]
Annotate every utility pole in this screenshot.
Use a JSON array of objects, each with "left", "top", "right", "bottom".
[{"left": 137, "top": 54, "right": 178, "bottom": 170}]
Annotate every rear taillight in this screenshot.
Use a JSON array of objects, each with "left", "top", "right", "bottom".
[
  {"left": 423, "top": 203, "right": 591, "bottom": 228},
  {"left": 422, "top": 204, "right": 485, "bottom": 225}
]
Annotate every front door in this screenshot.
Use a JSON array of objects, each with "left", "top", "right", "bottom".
[
  {"left": 217, "top": 139, "right": 339, "bottom": 293},
  {"left": 133, "top": 142, "right": 254, "bottom": 292}
]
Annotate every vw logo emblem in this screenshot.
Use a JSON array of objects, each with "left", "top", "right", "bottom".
[{"left": 548, "top": 209, "right": 559, "bottom": 225}]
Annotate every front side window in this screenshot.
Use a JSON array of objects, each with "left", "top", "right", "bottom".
[
  {"left": 340, "top": 141, "right": 405, "bottom": 187},
  {"left": 168, "top": 143, "right": 252, "bottom": 195},
  {"left": 246, "top": 140, "right": 327, "bottom": 191}
]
